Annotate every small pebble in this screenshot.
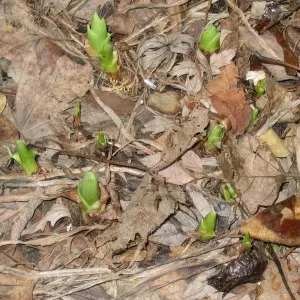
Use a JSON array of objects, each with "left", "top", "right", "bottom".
[{"left": 148, "top": 91, "right": 182, "bottom": 115}]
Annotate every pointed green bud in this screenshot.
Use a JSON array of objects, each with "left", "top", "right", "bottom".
[
  {"left": 7, "top": 140, "right": 38, "bottom": 176},
  {"left": 220, "top": 183, "right": 237, "bottom": 203},
  {"left": 90, "top": 12, "right": 108, "bottom": 42},
  {"left": 78, "top": 172, "right": 101, "bottom": 213},
  {"left": 87, "top": 26, "right": 104, "bottom": 54},
  {"left": 242, "top": 232, "right": 251, "bottom": 250},
  {"left": 198, "top": 211, "right": 217, "bottom": 240},
  {"left": 97, "top": 132, "right": 107, "bottom": 150},
  {"left": 206, "top": 124, "right": 224, "bottom": 150},
  {"left": 199, "top": 24, "right": 220, "bottom": 53},
  {"left": 74, "top": 102, "right": 81, "bottom": 119},
  {"left": 87, "top": 12, "right": 118, "bottom": 75},
  {"left": 255, "top": 79, "right": 266, "bottom": 96}
]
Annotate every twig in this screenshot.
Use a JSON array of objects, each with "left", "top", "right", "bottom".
[
  {"left": 56, "top": 150, "right": 147, "bottom": 172},
  {"left": 254, "top": 51, "right": 300, "bottom": 71},
  {"left": 122, "top": 0, "right": 191, "bottom": 14},
  {"left": 225, "top": 0, "right": 280, "bottom": 60}
]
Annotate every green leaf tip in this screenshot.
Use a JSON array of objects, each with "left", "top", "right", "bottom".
[
  {"left": 199, "top": 24, "right": 220, "bottom": 53},
  {"left": 206, "top": 124, "right": 224, "bottom": 150},
  {"left": 220, "top": 183, "right": 237, "bottom": 202},
  {"left": 198, "top": 211, "right": 217, "bottom": 240},
  {"left": 97, "top": 132, "right": 107, "bottom": 150},
  {"left": 78, "top": 172, "right": 101, "bottom": 213},
  {"left": 87, "top": 12, "right": 118, "bottom": 75},
  {"left": 7, "top": 140, "right": 38, "bottom": 176},
  {"left": 247, "top": 107, "right": 259, "bottom": 131},
  {"left": 255, "top": 79, "right": 266, "bottom": 96},
  {"left": 242, "top": 232, "right": 251, "bottom": 250}
]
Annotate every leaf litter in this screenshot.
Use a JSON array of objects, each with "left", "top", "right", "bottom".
[{"left": 0, "top": 0, "right": 300, "bottom": 299}]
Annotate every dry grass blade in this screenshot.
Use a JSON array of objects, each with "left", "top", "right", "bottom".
[{"left": 0, "top": 225, "right": 107, "bottom": 247}]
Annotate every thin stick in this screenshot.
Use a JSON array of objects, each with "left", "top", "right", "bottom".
[
  {"left": 225, "top": 0, "right": 280, "bottom": 60},
  {"left": 122, "top": 0, "right": 191, "bottom": 14}
]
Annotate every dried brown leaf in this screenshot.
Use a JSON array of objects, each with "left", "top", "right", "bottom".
[
  {"left": 109, "top": 13, "right": 135, "bottom": 35},
  {"left": 142, "top": 116, "right": 173, "bottom": 135},
  {"left": 219, "top": 136, "right": 283, "bottom": 213},
  {"left": 138, "top": 34, "right": 194, "bottom": 72},
  {"left": 206, "top": 63, "right": 252, "bottom": 133},
  {"left": 8, "top": 40, "right": 92, "bottom": 141},
  {"left": 11, "top": 198, "right": 43, "bottom": 240},
  {"left": 21, "top": 203, "right": 71, "bottom": 236},
  {"left": 257, "top": 260, "right": 299, "bottom": 300},
  {"left": 210, "top": 49, "right": 236, "bottom": 75},
  {"left": 111, "top": 174, "right": 178, "bottom": 252},
  {"left": 0, "top": 253, "right": 35, "bottom": 300},
  {"left": 239, "top": 27, "right": 295, "bottom": 81},
  {"left": 240, "top": 194, "right": 300, "bottom": 246},
  {"left": 169, "top": 60, "right": 202, "bottom": 93},
  {"left": 154, "top": 106, "right": 208, "bottom": 171}
]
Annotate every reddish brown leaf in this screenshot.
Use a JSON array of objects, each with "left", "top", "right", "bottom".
[
  {"left": 206, "top": 63, "right": 252, "bottom": 133},
  {"left": 240, "top": 194, "right": 300, "bottom": 246},
  {"left": 87, "top": 89, "right": 135, "bottom": 116}
]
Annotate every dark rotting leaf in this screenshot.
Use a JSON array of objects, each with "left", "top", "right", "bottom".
[{"left": 207, "top": 242, "right": 268, "bottom": 293}]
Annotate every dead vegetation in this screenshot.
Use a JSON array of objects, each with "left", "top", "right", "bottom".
[{"left": 0, "top": 0, "right": 299, "bottom": 299}]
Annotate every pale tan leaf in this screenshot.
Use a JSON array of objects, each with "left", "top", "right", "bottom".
[
  {"left": 170, "top": 60, "right": 202, "bottom": 93},
  {"left": 210, "top": 49, "right": 237, "bottom": 75},
  {"left": 142, "top": 116, "right": 173, "bottom": 135},
  {"left": 159, "top": 163, "right": 194, "bottom": 185},
  {"left": 22, "top": 203, "right": 71, "bottom": 236}
]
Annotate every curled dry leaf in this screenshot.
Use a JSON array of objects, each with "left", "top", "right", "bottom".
[
  {"left": 96, "top": 174, "right": 184, "bottom": 253},
  {"left": 240, "top": 194, "right": 300, "bottom": 246},
  {"left": 22, "top": 203, "right": 71, "bottom": 236},
  {"left": 210, "top": 49, "right": 236, "bottom": 75},
  {"left": 169, "top": 60, "right": 202, "bottom": 93},
  {"left": 138, "top": 33, "right": 194, "bottom": 72},
  {"left": 154, "top": 106, "right": 208, "bottom": 171},
  {"left": 11, "top": 198, "right": 43, "bottom": 240}
]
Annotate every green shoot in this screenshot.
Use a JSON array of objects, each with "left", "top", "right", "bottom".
[
  {"left": 247, "top": 107, "right": 259, "bottom": 131},
  {"left": 206, "top": 124, "right": 224, "bottom": 150},
  {"left": 7, "top": 140, "right": 38, "bottom": 176},
  {"left": 242, "top": 232, "right": 251, "bottom": 250},
  {"left": 255, "top": 79, "right": 266, "bottom": 96},
  {"left": 87, "top": 12, "right": 117, "bottom": 75},
  {"left": 97, "top": 132, "right": 107, "bottom": 150},
  {"left": 199, "top": 24, "right": 220, "bottom": 53},
  {"left": 78, "top": 172, "right": 101, "bottom": 214},
  {"left": 220, "top": 183, "right": 237, "bottom": 203},
  {"left": 198, "top": 211, "right": 217, "bottom": 241}
]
